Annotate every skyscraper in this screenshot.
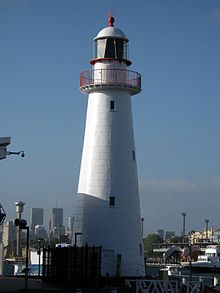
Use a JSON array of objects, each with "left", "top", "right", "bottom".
[
  {"left": 30, "top": 208, "right": 44, "bottom": 232},
  {"left": 2, "top": 220, "right": 16, "bottom": 257},
  {"left": 50, "top": 208, "right": 65, "bottom": 239}
]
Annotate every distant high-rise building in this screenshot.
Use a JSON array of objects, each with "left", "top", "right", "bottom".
[
  {"left": 51, "top": 208, "right": 63, "bottom": 228},
  {"left": 50, "top": 208, "right": 65, "bottom": 240},
  {"left": 2, "top": 221, "right": 16, "bottom": 257},
  {"left": 30, "top": 208, "right": 44, "bottom": 232},
  {"left": 67, "top": 216, "right": 74, "bottom": 232}
]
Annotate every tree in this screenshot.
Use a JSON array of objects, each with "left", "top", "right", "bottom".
[{"left": 143, "top": 233, "right": 163, "bottom": 257}]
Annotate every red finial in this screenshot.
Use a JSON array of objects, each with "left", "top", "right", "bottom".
[
  {"left": 108, "top": 16, "right": 114, "bottom": 27},
  {"left": 108, "top": 11, "right": 114, "bottom": 27}
]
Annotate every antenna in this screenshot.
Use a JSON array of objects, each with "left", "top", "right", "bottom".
[{"left": 108, "top": 10, "right": 112, "bottom": 18}]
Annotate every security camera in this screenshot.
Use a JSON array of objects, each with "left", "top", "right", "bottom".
[{"left": 0, "top": 137, "right": 25, "bottom": 160}]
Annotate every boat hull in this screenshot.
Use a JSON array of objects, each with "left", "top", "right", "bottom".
[{"left": 182, "top": 263, "right": 220, "bottom": 273}]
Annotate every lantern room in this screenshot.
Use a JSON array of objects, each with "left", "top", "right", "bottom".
[{"left": 90, "top": 17, "right": 131, "bottom": 66}]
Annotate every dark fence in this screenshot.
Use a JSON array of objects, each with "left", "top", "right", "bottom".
[{"left": 42, "top": 245, "right": 102, "bottom": 288}]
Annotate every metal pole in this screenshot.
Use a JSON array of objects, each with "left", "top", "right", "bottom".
[
  {"left": 15, "top": 201, "right": 25, "bottom": 257},
  {"left": 24, "top": 226, "right": 29, "bottom": 291},
  {"left": 182, "top": 212, "right": 186, "bottom": 243},
  {"left": 38, "top": 241, "right": 41, "bottom": 277},
  {"left": 189, "top": 243, "right": 192, "bottom": 282},
  {"left": 0, "top": 204, "right": 6, "bottom": 275},
  {"left": 16, "top": 212, "right": 21, "bottom": 256},
  {"left": 0, "top": 227, "right": 3, "bottom": 275},
  {"left": 205, "top": 219, "right": 209, "bottom": 241}
]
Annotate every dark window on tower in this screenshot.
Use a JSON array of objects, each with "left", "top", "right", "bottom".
[
  {"left": 139, "top": 243, "right": 143, "bottom": 255},
  {"left": 109, "top": 196, "right": 115, "bottom": 207},
  {"left": 132, "top": 150, "right": 136, "bottom": 161},
  {"left": 110, "top": 100, "right": 116, "bottom": 111}
]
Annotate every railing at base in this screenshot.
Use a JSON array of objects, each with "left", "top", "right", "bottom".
[
  {"left": 125, "top": 279, "right": 179, "bottom": 293},
  {"left": 125, "top": 279, "right": 205, "bottom": 293}
]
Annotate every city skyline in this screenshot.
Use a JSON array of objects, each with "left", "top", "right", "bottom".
[
  {"left": 1, "top": 200, "right": 216, "bottom": 238},
  {"left": 3, "top": 204, "right": 69, "bottom": 231},
  {"left": 1, "top": 0, "right": 220, "bottom": 234}
]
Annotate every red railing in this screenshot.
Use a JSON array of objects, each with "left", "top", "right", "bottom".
[{"left": 80, "top": 69, "right": 141, "bottom": 92}]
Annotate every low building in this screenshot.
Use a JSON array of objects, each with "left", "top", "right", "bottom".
[
  {"left": 35, "top": 225, "right": 47, "bottom": 240},
  {"left": 188, "top": 228, "right": 214, "bottom": 244}
]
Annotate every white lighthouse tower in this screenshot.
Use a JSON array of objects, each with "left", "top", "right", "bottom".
[{"left": 74, "top": 16, "right": 145, "bottom": 277}]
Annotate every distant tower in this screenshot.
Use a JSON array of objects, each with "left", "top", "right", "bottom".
[
  {"left": 50, "top": 208, "right": 65, "bottom": 240},
  {"left": 15, "top": 201, "right": 25, "bottom": 257},
  {"left": 30, "top": 208, "right": 44, "bottom": 233},
  {"left": 74, "top": 16, "right": 144, "bottom": 277},
  {"left": 2, "top": 221, "right": 16, "bottom": 257}
]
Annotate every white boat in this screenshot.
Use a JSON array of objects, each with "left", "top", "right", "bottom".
[
  {"left": 160, "top": 265, "right": 181, "bottom": 276},
  {"left": 181, "top": 245, "right": 220, "bottom": 273}
]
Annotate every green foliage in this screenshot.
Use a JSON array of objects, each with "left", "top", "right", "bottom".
[{"left": 143, "top": 233, "right": 163, "bottom": 257}]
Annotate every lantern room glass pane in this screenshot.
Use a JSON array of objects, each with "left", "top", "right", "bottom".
[
  {"left": 96, "top": 39, "right": 107, "bottom": 58},
  {"left": 123, "top": 40, "right": 128, "bottom": 59},
  {"left": 115, "top": 39, "right": 124, "bottom": 59},
  {"left": 94, "top": 38, "right": 128, "bottom": 60},
  {"left": 105, "top": 38, "right": 115, "bottom": 58}
]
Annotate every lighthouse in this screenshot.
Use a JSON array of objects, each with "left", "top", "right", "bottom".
[{"left": 74, "top": 16, "right": 145, "bottom": 277}]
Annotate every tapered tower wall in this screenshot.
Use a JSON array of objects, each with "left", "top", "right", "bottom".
[{"left": 74, "top": 18, "right": 145, "bottom": 277}]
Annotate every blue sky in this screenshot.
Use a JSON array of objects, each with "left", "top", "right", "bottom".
[{"left": 0, "top": 0, "right": 219, "bottom": 236}]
